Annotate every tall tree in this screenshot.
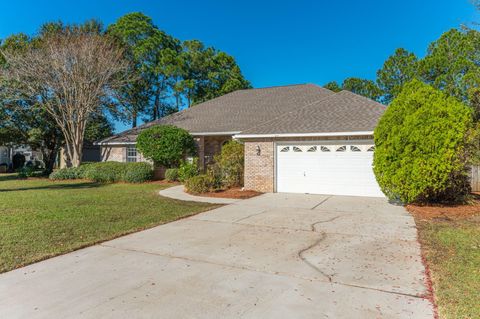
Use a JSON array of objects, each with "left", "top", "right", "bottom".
[
  {"left": 107, "top": 13, "right": 180, "bottom": 127},
  {"left": 0, "top": 33, "right": 64, "bottom": 173},
  {"left": 376, "top": 48, "right": 418, "bottom": 104},
  {"left": 1, "top": 25, "right": 130, "bottom": 167},
  {"left": 418, "top": 28, "right": 480, "bottom": 103},
  {"left": 178, "top": 40, "right": 250, "bottom": 107},
  {"left": 342, "top": 77, "right": 383, "bottom": 101}
]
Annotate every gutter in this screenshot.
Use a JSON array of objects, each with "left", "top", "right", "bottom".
[
  {"left": 233, "top": 131, "right": 374, "bottom": 139},
  {"left": 95, "top": 131, "right": 242, "bottom": 146}
]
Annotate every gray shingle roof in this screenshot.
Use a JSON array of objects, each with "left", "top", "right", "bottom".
[
  {"left": 99, "top": 84, "right": 385, "bottom": 144},
  {"left": 237, "top": 90, "right": 385, "bottom": 135},
  {"left": 99, "top": 84, "right": 334, "bottom": 143}
]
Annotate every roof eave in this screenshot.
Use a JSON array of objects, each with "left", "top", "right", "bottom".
[{"left": 234, "top": 131, "right": 374, "bottom": 139}]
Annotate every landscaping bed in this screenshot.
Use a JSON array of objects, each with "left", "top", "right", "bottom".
[
  {"left": 0, "top": 176, "right": 216, "bottom": 273},
  {"left": 407, "top": 198, "right": 480, "bottom": 319},
  {"left": 186, "top": 187, "right": 262, "bottom": 199}
]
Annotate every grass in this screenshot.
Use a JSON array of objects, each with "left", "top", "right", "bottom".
[
  {"left": 415, "top": 215, "right": 480, "bottom": 318},
  {"left": 0, "top": 174, "right": 217, "bottom": 273}
]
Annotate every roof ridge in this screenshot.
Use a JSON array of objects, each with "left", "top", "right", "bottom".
[
  {"left": 237, "top": 83, "right": 316, "bottom": 91},
  {"left": 337, "top": 90, "right": 387, "bottom": 108}
]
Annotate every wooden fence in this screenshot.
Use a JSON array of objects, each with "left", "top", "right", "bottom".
[{"left": 471, "top": 166, "right": 480, "bottom": 192}]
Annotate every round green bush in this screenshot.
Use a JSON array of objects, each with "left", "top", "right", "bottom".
[
  {"left": 184, "top": 174, "right": 215, "bottom": 194},
  {"left": 373, "top": 80, "right": 474, "bottom": 203},
  {"left": 123, "top": 162, "right": 153, "bottom": 183},
  {"left": 136, "top": 125, "right": 196, "bottom": 168},
  {"left": 165, "top": 168, "right": 179, "bottom": 182}
]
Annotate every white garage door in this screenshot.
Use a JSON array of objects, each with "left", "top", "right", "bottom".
[{"left": 276, "top": 142, "right": 384, "bottom": 197}]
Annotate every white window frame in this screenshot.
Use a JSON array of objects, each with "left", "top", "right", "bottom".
[{"left": 126, "top": 146, "right": 137, "bottom": 162}]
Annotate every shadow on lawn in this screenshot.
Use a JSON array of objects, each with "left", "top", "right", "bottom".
[{"left": 0, "top": 180, "right": 104, "bottom": 192}]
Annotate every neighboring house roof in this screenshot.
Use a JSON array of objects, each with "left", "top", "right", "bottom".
[
  {"left": 235, "top": 90, "right": 385, "bottom": 137},
  {"left": 98, "top": 84, "right": 385, "bottom": 144}
]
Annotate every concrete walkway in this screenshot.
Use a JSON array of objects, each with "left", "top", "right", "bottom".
[
  {"left": 159, "top": 185, "right": 241, "bottom": 204},
  {"left": 0, "top": 193, "right": 434, "bottom": 318}
]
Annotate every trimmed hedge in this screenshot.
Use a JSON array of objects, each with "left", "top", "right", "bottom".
[
  {"left": 184, "top": 174, "right": 216, "bottom": 194},
  {"left": 49, "top": 162, "right": 153, "bottom": 183}
]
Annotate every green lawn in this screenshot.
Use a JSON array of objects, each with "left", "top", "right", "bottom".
[
  {"left": 416, "top": 216, "right": 480, "bottom": 319},
  {"left": 0, "top": 175, "right": 216, "bottom": 273}
]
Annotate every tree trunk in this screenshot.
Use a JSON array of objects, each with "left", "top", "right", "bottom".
[
  {"left": 132, "top": 111, "right": 137, "bottom": 128},
  {"left": 153, "top": 86, "right": 160, "bottom": 120}
]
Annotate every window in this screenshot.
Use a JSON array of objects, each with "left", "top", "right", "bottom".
[
  {"left": 320, "top": 146, "right": 331, "bottom": 152},
  {"left": 293, "top": 146, "right": 302, "bottom": 152},
  {"left": 350, "top": 146, "right": 361, "bottom": 152},
  {"left": 307, "top": 146, "right": 317, "bottom": 152},
  {"left": 280, "top": 146, "right": 290, "bottom": 152},
  {"left": 126, "top": 146, "right": 137, "bottom": 162},
  {"left": 367, "top": 146, "right": 375, "bottom": 152},
  {"left": 336, "top": 146, "right": 346, "bottom": 152}
]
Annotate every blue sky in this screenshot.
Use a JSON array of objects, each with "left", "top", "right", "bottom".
[{"left": 1, "top": 0, "right": 478, "bottom": 132}]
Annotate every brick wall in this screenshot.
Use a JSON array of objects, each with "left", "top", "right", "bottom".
[{"left": 244, "top": 140, "right": 275, "bottom": 192}]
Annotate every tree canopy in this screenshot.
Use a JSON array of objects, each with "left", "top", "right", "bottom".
[
  {"left": 376, "top": 48, "right": 418, "bottom": 104},
  {"left": 326, "top": 27, "right": 480, "bottom": 108},
  {"left": 107, "top": 13, "right": 250, "bottom": 127}
]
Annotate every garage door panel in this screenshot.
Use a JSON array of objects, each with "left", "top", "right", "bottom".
[{"left": 276, "top": 143, "right": 384, "bottom": 197}]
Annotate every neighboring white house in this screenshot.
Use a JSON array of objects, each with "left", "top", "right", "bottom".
[{"left": 0, "top": 145, "right": 43, "bottom": 166}]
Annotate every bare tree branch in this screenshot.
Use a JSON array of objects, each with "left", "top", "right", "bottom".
[{"left": 1, "top": 30, "right": 130, "bottom": 167}]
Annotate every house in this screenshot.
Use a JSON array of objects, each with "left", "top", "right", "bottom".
[
  {"left": 57, "top": 142, "right": 101, "bottom": 168},
  {"left": 0, "top": 145, "right": 43, "bottom": 166},
  {"left": 98, "top": 84, "right": 385, "bottom": 197}
]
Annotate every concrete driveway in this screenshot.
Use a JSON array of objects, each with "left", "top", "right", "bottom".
[{"left": 0, "top": 193, "right": 434, "bottom": 318}]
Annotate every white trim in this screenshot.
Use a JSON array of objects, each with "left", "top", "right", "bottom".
[
  {"left": 95, "top": 141, "right": 136, "bottom": 146},
  {"left": 234, "top": 131, "right": 374, "bottom": 139},
  {"left": 96, "top": 131, "right": 240, "bottom": 145},
  {"left": 191, "top": 131, "right": 241, "bottom": 136}
]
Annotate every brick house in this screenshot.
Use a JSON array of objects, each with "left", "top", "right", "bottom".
[{"left": 97, "top": 84, "right": 385, "bottom": 197}]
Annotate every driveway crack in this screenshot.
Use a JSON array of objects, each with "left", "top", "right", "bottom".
[
  {"left": 311, "top": 196, "right": 332, "bottom": 210},
  {"left": 298, "top": 232, "right": 333, "bottom": 282},
  {"left": 310, "top": 215, "right": 343, "bottom": 232}
]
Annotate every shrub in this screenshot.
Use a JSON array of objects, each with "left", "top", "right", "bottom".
[
  {"left": 123, "top": 162, "right": 153, "bottom": 183},
  {"left": 177, "top": 158, "right": 199, "bottom": 182},
  {"left": 50, "top": 162, "right": 153, "bottom": 183},
  {"left": 83, "top": 162, "right": 127, "bottom": 182},
  {"left": 184, "top": 174, "right": 216, "bottom": 194},
  {"left": 373, "top": 80, "right": 474, "bottom": 203},
  {"left": 49, "top": 167, "right": 83, "bottom": 180},
  {"left": 136, "top": 125, "right": 196, "bottom": 168},
  {"left": 165, "top": 168, "right": 179, "bottom": 182},
  {"left": 213, "top": 140, "right": 244, "bottom": 188}
]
